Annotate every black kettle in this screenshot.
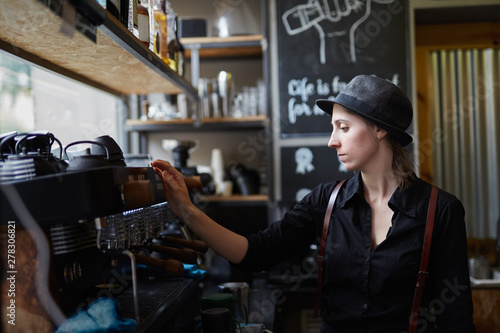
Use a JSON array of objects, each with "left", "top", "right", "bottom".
[
  {"left": 0, "top": 147, "right": 55, "bottom": 183},
  {"left": 92, "top": 135, "right": 126, "bottom": 166},
  {"left": 65, "top": 141, "right": 111, "bottom": 171},
  {"left": 0, "top": 132, "right": 59, "bottom": 183},
  {"left": 0, "top": 131, "right": 18, "bottom": 160},
  {"left": 14, "top": 131, "right": 68, "bottom": 173}
]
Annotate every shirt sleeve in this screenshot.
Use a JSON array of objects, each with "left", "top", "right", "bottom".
[
  {"left": 233, "top": 182, "right": 334, "bottom": 272},
  {"left": 426, "top": 190, "right": 476, "bottom": 332}
]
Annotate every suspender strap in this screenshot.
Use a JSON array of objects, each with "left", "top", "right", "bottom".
[
  {"left": 409, "top": 185, "right": 438, "bottom": 333},
  {"left": 312, "top": 180, "right": 345, "bottom": 319},
  {"left": 312, "top": 183, "right": 439, "bottom": 327}
]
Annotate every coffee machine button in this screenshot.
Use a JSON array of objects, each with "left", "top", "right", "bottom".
[
  {"left": 73, "top": 261, "right": 82, "bottom": 280},
  {"left": 64, "top": 264, "right": 74, "bottom": 284}
]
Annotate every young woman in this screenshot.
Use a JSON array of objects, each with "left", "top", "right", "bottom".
[{"left": 151, "top": 75, "right": 475, "bottom": 332}]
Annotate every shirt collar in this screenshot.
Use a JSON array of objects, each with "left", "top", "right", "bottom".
[
  {"left": 388, "top": 176, "right": 424, "bottom": 218},
  {"left": 338, "top": 172, "right": 420, "bottom": 218},
  {"left": 337, "top": 172, "right": 364, "bottom": 208}
]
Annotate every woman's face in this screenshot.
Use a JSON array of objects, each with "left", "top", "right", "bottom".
[{"left": 328, "top": 104, "right": 381, "bottom": 171}]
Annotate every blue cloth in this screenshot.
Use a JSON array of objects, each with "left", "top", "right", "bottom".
[
  {"left": 56, "top": 298, "right": 136, "bottom": 333},
  {"left": 134, "top": 263, "right": 206, "bottom": 279},
  {"left": 183, "top": 263, "right": 207, "bottom": 279}
]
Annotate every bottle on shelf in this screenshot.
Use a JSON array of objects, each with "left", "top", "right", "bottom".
[
  {"left": 106, "top": 0, "right": 130, "bottom": 27},
  {"left": 106, "top": 0, "right": 120, "bottom": 21},
  {"left": 175, "top": 15, "right": 185, "bottom": 77},
  {"left": 153, "top": 0, "right": 168, "bottom": 62},
  {"left": 165, "top": 1, "right": 178, "bottom": 72},
  {"left": 128, "top": 0, "right": 138, "bottom": 37},
  {"left": 137, "top": 0, "right": 149, "bottom": 47},
  {"left": 140, "top": 99, "right": 150, "bottom": 121},
  {"left": 146, "top": 0, "right": 155, "bottom": 52},
  {"left": 119, "top": 0, "right": 130, "bottom": 27}
]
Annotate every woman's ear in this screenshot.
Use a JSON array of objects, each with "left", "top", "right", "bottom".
[{"left": 375, "top": 126, "right": 388, "bottom": 141}]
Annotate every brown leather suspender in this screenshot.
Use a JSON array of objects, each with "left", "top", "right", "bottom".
[
  {"left": 313, "top": 180, "right": 345, "bottom": 318},
  {"left": 312, "top": 182, "right": 439, "bottom": 333},
  {"left": 409, "top": 185, "right": 438, "bottom": 333}
]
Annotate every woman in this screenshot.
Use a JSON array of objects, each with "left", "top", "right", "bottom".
[{"left": 151, "top": 75, "right": 475, "bottom": 332}]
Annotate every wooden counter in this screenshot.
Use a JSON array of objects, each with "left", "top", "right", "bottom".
[
  {"left": 472, "top": 288, "right": 500, "bottom": 333},
  {"left": 468, "top": 238, "right": 499, "bottom": 331}
]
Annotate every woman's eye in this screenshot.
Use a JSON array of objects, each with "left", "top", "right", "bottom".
[{"left": 340, "top": 127, "right": 348, "bottom": 132}]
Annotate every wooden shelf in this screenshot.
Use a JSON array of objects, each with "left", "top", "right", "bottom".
[
  {"left": 0, "top": 0, "right": 197, "bottom": 98},
  {"left": 181, "top": 35, "right": 264, "bottom": 59},
  {"left": 180, "top": 34, "right": 265, "bottom": 85},
  {"left": 181, "top": 35, "right": 264, "bottom": 48},
  {"left": 126, "top": 115, "right": 267, "bottom": 132}
]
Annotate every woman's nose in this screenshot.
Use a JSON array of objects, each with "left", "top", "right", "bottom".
[{"left": 328, "top": 132, "right": 339, "bottom": 148}]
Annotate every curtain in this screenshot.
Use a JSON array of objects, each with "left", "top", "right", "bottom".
[{"left": 429, "top": 48, "right": 500, "bottom": 238}]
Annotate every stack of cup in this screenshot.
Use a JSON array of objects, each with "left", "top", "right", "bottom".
[
  {"left": 218, "top": 282, "right": 249, "bottom": 325},
  {"left": 201, "top": 293, "right": 236, "bottom": 333},
  {"left": 211, "top": 148, "right": 226, "bottom": 195}
]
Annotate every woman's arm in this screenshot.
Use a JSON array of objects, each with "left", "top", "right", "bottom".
[
  {"left": 150, "top": 159, "right": 248, "bottom": 264},
  {"left": 429, "top": 192, "right": 476, "bottom": 332}
]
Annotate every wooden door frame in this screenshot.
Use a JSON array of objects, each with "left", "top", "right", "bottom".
[{"left": 415, "top": 22, "right": 500, "bottom": 183}]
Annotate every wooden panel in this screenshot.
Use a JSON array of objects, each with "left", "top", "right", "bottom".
[
  {"left": 0, "top": 229, "right": 56, "bottom": 332},
  {"left": 415, "top": 46, "right": 433, "bottom": 183},
  {"left": 184, "top": 46, "right": 262, "bottom": 59},
  {"left": 468, "top": 238, "right": 497, "bottom": 265},
  {"left": 181, "top": 35, "right": 264, "bottom": 59},
  {"left": 180, "top": 35, "right": 264, "bottom": 46},
  {"left": 200, "top": 115, "right": 266, "bottom": 124},
  {"left": 472, "top": 288, "right": 500, "bottom": 333},
  {"left": 126, "top": 118, "right": 196, "bottom": 127},
  {"left": 415, "top": 22, "right": 500, "bottom": 50},
  {"left": 0, "top": 0, "right": 191, "bottom": 96},
  {"left": 126, "top": 115, "right": 266, "bottom": 127},
  {"left": 415, "top": 22, "right": 500, "bottom": 183},
  {"left": 125, "top": 115, "right": 267, "bottom": 132}
]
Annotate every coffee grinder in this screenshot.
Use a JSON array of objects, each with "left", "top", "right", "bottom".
[
  {"left": 161, "top": 139, "right": 214, "bottom": 194},
  {"left": 162, "top": 139, "right": 199, "bottom": 176}
]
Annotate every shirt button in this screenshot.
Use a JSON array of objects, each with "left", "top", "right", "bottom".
[
  {"left": 363, "top": 304, "right": 368, "bottom": 309},
  {"left": 365, "top": 256, "right": 370, "bottom": 262}
]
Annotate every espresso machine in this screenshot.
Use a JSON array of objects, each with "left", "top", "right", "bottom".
[{"left": 0, "top": 132, "right": 209, "bottom": 332}]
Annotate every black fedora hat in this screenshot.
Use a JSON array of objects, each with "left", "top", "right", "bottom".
[{"left": 316, "top": 75, "right": 413, "bottom": 146}]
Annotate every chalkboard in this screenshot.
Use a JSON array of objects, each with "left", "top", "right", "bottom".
[
  {"left": 277, "top": 0, "right": 410, "bottom": 137},
  {"left": 280, "top": 145, "right": 353, "bottom": 202}
]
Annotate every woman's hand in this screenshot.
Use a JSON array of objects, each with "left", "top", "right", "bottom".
[
  {"left": 150, "top": 159, "right": 249, "bottom": 264},
  {"left": 150, "top": 160, "right": 195, "bottom": 218}
]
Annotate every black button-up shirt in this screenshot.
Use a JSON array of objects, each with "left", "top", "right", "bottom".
[{"left": 237, "top": 173, "right": 475, "bottom": 332}]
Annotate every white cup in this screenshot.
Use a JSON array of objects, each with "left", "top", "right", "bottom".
[
  {"left": 211, "top": 148, "right": 224, "bottom": 174},
  {"left": 222, "top": 181, "right": 233, "bottom": 196}
]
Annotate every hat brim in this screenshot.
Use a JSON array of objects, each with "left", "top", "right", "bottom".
[{"left": 316, "top": 99, "right": 413, "bottom": 147}]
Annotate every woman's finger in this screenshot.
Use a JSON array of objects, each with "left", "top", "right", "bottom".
[
  {"left": 153, "top": 166, "right": 163, "bottom": 178},
  {"left": 150, "top": 159, "right": 171, "bottom": 170}
]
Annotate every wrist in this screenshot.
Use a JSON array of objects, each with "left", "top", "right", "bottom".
[{"left": 177, "top": 203, "right": 200, "bottom": 224}]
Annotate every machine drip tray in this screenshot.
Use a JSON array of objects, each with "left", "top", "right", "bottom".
[{"left": 117, "top": 277, "right": 199, "bottom": 332}]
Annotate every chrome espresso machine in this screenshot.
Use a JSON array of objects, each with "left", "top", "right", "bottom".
[{"left": 0, "top": 132, "right": 210, "bottom": 332}]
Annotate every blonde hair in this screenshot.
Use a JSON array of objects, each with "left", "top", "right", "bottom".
[{"left": 388, "top": 136, "right": 415, "bottom": 189}]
